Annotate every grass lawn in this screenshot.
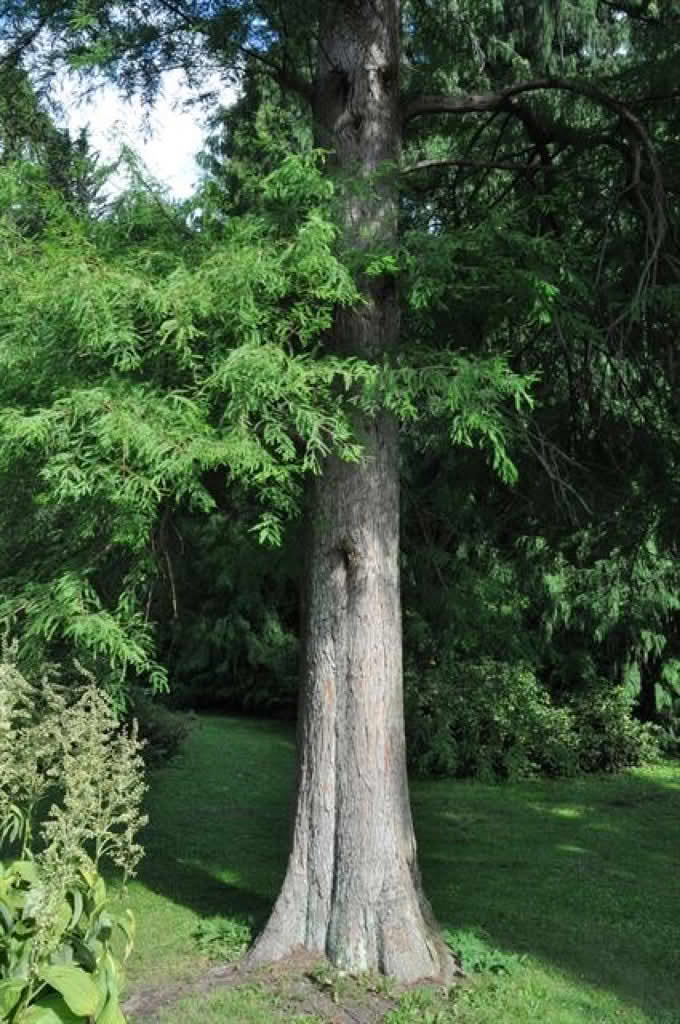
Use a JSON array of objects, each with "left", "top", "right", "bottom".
[{"left": 121, "top": 715, "right": 680, "bottom": 1023}]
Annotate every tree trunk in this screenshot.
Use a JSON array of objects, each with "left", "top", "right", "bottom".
[{"left": 250, "top": 0, "right": 455, "bottom": 983}]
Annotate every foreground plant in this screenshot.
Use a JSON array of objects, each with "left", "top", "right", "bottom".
[{"left": 0, "top": 637, "right": 147, "bottom": 1023}]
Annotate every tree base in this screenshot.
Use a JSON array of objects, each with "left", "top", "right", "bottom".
[{"left": 247, "top": 864, "right": 460, "bottom": 984}]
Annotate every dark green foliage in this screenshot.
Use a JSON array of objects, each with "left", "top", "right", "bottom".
[
  {"left": 405, "top": 657, "right": 578, "bottom": 780},
  {"left": 570, "top": 686, "right": 663, "bottom": 774},
  {"left": 127, "top": 690, "right": 194, "bottom": 769},
  {"left": 160, "top": 511, "right": 299, "bottom": 716},
  {"left": 405, "top": 655, "right": 662, "bottom": 781}
]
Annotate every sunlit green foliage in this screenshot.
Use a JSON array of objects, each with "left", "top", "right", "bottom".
[{"left": 0, "top": 126, "right": 533, "bottom": 697}]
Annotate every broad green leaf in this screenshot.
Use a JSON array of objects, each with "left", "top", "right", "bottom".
[
  {"left": 101, "top": 951, "right": 122, "bottom": 996},
  {"left": 16, "top": 992, "right": 84, "bottom": 1024},
  {"left": 113, "top": 909, "right": 136, "bottom": 961},
  {"left": 54, "top": 900, "right": 73, "bottom": 938},
  {"left": 0, "top": 977, "right": 27, "bottom": 1017},
  {"left": 0, "top": 898, "right": 15, "bottom": 931},
  {"left": 92, "top": 877, "right": 107, "bottom": 909},
  {"left": 96, "top": 993, "right": 126, "bottom": 1024},
  {"left": 38, "top": 966, "right": 99, "bottom": 1016},
  {"left": 92, "top": 965, "right": 109, "bottom": 1019},
  {"left": 9, "top": 861, "right": 39, "bottom": 885},
  {"left": 78, "top": 865, "right": 96, "bottom": 890}
]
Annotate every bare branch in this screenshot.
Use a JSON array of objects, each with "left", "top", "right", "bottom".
[{"left": 403, "top": 91, "right": 506, "bottom": 121}]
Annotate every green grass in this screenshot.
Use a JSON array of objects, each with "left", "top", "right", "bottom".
[
  {"left": 123, "top": 715, "right": 680, "bottom": 1023},
  {"left": 125, "top": 716, "right": 294, "bottom": 985}
]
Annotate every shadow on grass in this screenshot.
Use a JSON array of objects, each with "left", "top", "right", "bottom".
[
  {"left": 412, "top": 765, "right": 680, "bottom": 1023},
  {"left": 138, "top": 715, "right": 680, "bottom": 1023},
  {"left": 134, "top": 714, "right": 293, "bottom": 931},
  {"left": 137, "top": 853, "right": 274, "bottom": 932}
]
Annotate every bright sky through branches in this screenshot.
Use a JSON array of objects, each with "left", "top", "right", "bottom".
[{"left": 59, "top": 69, "right": 235, "bottom": 198}]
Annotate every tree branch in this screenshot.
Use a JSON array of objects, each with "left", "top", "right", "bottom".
[
  {"left": 155, "top": 0, "right": 313, "bottom": 100},
  {"left": 404, "top": 76, "right": 668, "bottom": 293},
  {"left": 238, "top": 45, "right": 313, "bottom": 102},
  {"left": 402, "top": 156, "right": 539, "bottom": 175},
  {"left": 0, "top": 12, "right": 52, "bottom": 72}
]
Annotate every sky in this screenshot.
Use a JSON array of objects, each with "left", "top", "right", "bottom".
[{"left": 60, "top": 69, "right": 236, "bottom": 199}]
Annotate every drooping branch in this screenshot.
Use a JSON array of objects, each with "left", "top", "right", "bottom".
[
  {"left": 404, "top": 76, "right": 668, "bottom": 305},
  {"left": 403, "top": 77, "right": 659, "bottom": 169},
  {"left": 153, "top": 0, "right": 313, "bottom": 99}
]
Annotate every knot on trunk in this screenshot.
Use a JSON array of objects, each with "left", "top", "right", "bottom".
[{"left": 340, "top": 539, "right": 362, "bottom": 575}]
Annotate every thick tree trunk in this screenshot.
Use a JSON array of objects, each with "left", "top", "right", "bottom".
[{"left": 250, "top": 0, "right": 455, "bottom": 983}]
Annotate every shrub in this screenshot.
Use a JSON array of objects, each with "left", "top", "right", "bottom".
[
  {"left": 405, "top": 651, "right": 662, "bottom": 780},
  {"left": 405, "top": 657, "right": 579, "bottom": 780},
  {"left": 127, "top": 690, "right": 194, "bottom": 769},
  {"left": 0, "top": 637, "right": 147, "bottom": 1024},
  {"left": 569, "top": 685, "right": 662, "bottom": 772}
]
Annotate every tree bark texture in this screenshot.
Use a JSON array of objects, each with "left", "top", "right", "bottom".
[{"left": 250, "top": 0, "right": 455, "bottom": 983}]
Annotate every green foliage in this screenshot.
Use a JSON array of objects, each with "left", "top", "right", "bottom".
[
  {"left": 0, "top": 151, "right": 368, "bottom": 682},
  {"left": 406, "top": 652, "right": 662, "bottom": 781},
  {"left": 126, "top": 693, "right": 194, "bottom": 770},
  {"left": 162, "top": 511, "right": 299, "bottom": 715},
  {"left": 2, "top": 0, "right": 680, "bottom": 782},
  {"left": 569, "top": 686, "right": 662, "bottom": 774},
  {"left": 405, "top": 657, "right": 578, "bottom": 780},
  {"left": 191, "top": 916, "right": 253, "bottom": 963},
  {"left": 444, "top": 929, "right": 525, "bottom": 976},
  {"left": 0, "top": 637, "right": 146, "bottom": 1023}
]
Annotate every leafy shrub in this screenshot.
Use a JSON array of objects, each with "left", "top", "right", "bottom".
[
  {"left": 127, "top": 690, "right": 194, "bottom": 769},
  {"left": 405, "top": 657, "right": 579, "bottom": 780},
  {"left": 405, "top": 650, "right": 662, "bottom": 780},
  {"left": 0, "top": 637, "right": 146, "bottom": 1023},
  {"left": 569, "top": 685, "right": 662, "bottom": 772}
]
